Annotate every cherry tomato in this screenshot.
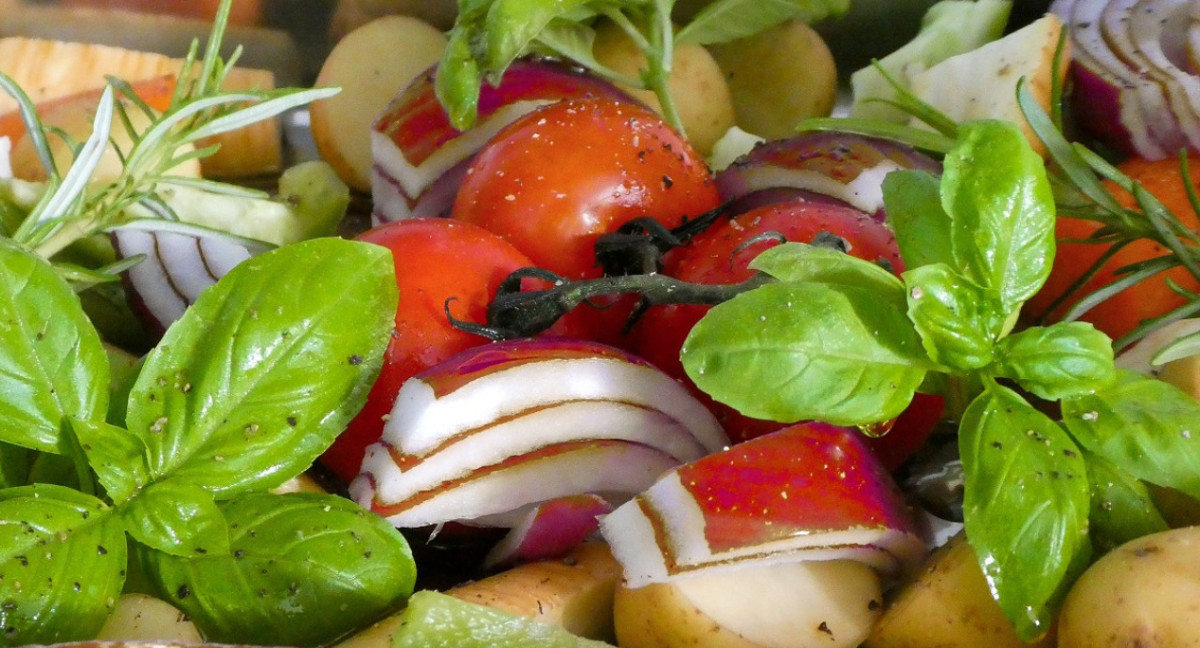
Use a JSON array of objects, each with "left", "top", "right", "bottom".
[
  {"left": 626, "top": 199, "right": 940, "bottom": 465},
  {"left": 319, "top": 218, "right": 584, "bottom": 484},
  {"left": 450, "top": 98, "right": 722, "bottom": 281},
  {"left": 1029, "top": 154, "right": 1200, "bottom": 343}
]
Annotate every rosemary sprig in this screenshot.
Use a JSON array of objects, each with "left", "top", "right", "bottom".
[{"left": 0, "top": 0, "right": 336, "bottom": 270}]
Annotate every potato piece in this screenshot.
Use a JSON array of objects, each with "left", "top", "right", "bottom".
[
  {"left": 865, "top": 534, "right": 1054, "bottom": 648},
  {"left": 336, "top": 542, "right": 620, "bottom": 648},
  {"left": 1161, "top": 353, "right": 1200, "bottom": 401},
  {"left": 95, "top": 593, "right": 203, "bottom": 642},
  {"left": 1058, "top": 526, "right": 1200, "bottom": 647},
  {"left": 591, "top": 20, "right": 735, "bottom": 156},
  {"left": 310, "top": 15, "right": 447, "bottom": 192},
  {"left": 706, "top": 20, "right": 838, "bottom": 140},
  {"left": 197, "top": 66, "right": 282, "bottom": 179},
  {"left": 615, "top": 560, "right": 881, "bottom": 648}
]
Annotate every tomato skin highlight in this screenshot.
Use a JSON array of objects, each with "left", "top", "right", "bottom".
[
  {"left": 1029, "top": 155, "right": 1200, "bottom": 343},
  {"left": 320, "top": 218, "right": 581, "bottom": 484},
  {"left": 450, "top": 98, "right": 722, "bottom": 281}
]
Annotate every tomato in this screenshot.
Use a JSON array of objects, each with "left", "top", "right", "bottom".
[
  {"left": 1028, "top": 154, "right": 1200, "bottom": 343},
  {"left": 319, "top": 218, "right": 584, "bottom": 484},
  {"left": 450, "top": 98, "right": 722, "bottom": 281},
  {"left": 626, "top": 198, "right": 941, "bottom": 466}
]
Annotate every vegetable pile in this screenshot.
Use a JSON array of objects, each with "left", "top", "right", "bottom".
[{"left": 5, "top": 0, "right": 1200, "bottom": 646}]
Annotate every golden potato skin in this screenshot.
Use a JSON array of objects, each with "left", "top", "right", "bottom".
[
  {"left": 1058, "top": 527, "right": 1200, "bottom": 648},
  {"left": 866, "top": 535, "right": 1054, "bottom": 648},
  {"left": 706, "top": 20, "right": 837, "bottom": 140},
  {"left": 591, "top": 20, "right": 735, "bottom": 157},
  {"left": 95, "top": 593, "right": 203, "bottom": 642}
]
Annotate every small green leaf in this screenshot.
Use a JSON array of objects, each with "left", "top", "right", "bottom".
[
  {"left": 993, "top": 322, "right": 1116, "bottom": 401},
  {"left": 674, "top": 0, "right": 849, "bottom": 45},
  {"left": 125, "top": 238, "right": 396, "bottom": 499},
  {"left": 959, "top": 385, "right": 1090, "bottom": 641},
  {"left": 0, "top": 239, "right": 108, "bottom": 453},
  {"left": 434, "top": 29, "right": 486, "bottom": 131},
  {"left": 943, "top": 120, "right": 1056, "bottom": 313},
  {"left": 69, "top": 417, "right": 149, "bottom": 503},
  {"left": 142, "top": 492, "right": 416, "bottom": 647},
  {"left": 122, "top": 479, "right": 229, "bottom": 557},
  {"left": 0, "top": 484, "right": 126, "bottom": 646},
  {"left": 1084, "top": 452, "right": 1168, "bottom": 553},
  {"left": 750, "top": 242, "right": 906, "bottom": 297},
  {"left": 904, "top": 263, "right": 1003, "bottom": 370},
  {"left": 484, "top": 0, "right": 597, "bottom": 71},
  {"left": 1062, "top": 370, "right": 1200, "bottom": 500},
  {"left": 883, "top": 169, "right": 953, "bottom": 269},
  {"left": 682, "top": 281, "right": 929, "bottom": 426}
]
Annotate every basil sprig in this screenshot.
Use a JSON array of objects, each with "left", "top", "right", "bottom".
[
  {"left": 0, "top": 237, "right": 412, "bottom": 646},
  {"left": 682, "top": 119, "right": 1200, "bottom": 639},
  {"left": 435, "top": 0, "right": 849, "bottom": 132}
]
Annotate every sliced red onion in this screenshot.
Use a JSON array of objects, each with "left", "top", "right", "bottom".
[
  {"left": 112, "top": 222, "right": 262, "bottom": 336},
  {"left": 715, "top": 132, "right": 941, "bottom": 221},
  {"left": 482, "top": 494, "right": 613, "bottom": 569},
  {"left": 370, "top": 58, "right": 636, "bottom": 225},
  {"left": 601, "top": 422, "right": 925, "bottom": 588},
  {"left": 350, "top": 338, "right": 728, "bottom": 531},
  {"left": 1050, "top": 0, "right": 1194, "bottom": 158}
]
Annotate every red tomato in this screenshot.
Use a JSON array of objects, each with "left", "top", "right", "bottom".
[
  {"left": 626, "top": 199, "right": 941, "bottom": 466},
  {"left": 319, "top": 218, "right": 584, "bottom": 484},
  {"left": 450, "top": 98, "right": 722, "bottom": 281}
]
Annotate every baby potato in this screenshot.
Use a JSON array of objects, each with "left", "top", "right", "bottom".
[
  {"left": 1058, "top": 526, "right": 1200, "bottom": 648},
  {"left": 591, "top": 20, "right": 735, "bottom": 157},
  {"left": 706, "top": 20, "right": 838, "bottom": 140},
  {"left": 95, "top": 593, "right": 203, "bottom": 642}
]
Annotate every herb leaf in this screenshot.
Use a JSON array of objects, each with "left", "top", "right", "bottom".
[
  {"left": 1062, "top": 370, "right": 1200, "bottom": 500},
  {"left": 142, "top": 492, "right": 416, "bottom": 647},
  {"left": 904, "top": 263, "right": 1003, "bottom": 370},
  {"left": 959, "top": 384, "right": 1090, "bottom": 640},
  {"left": 750, "top": 242, "right": 906, "bottom": 297},
  {"left": 943, "top": 120, "right": 1056, "bottom": 313},
  {"left": 68, "top": 417, "right": 148, "bottom": 503},
  {"left": 121, "top": 478, "right": 229, "bottom": 557},
  {"left": 124, "top": 238, "right": 396, "bottom": 499},
  {"left": 0, "top": 239, "right": 108, "bottom": 453},
  {"left": 883, "top": 169, "right": 953, "bottom": 269},
  {"left": 674, "top": 0, "right": 848, "bottom": 45},
  {"left": 0, "top": 484, "right": 126, "bottom": 645},
  {"left": 682, "top": 281, "right": 929, "bottom": 425},
  {"left": 993, "top": 322, "right": 1115, "bottom": 401},
  {"left": 1084, "top": 452, "right": 1168, "bottom": 552}
]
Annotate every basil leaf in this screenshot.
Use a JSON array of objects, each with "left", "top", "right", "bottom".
[
  {"left": 943, "top": 120, "right": 1056, "bottom": 313},
  {"left": 904, "top": 263, "right": 1004, "bottom": 370},
  {"left": 1085, "top": 452, "right": 1168, "bottom": 553},
  {"left": 750, "top": 242, "right": 906, "bottom": 297},
  {"left": 0, "top": 444, "right": 30, "bottom": 488},
  {"left": 959, "top": 385, "right": 1090, "bottom": 640},
  {"left": 142, "top": 492, "right": 415, "bottom": 647},
  {"left": 435, "top": 25, "right": 486, "bottom": 130},
  {"left": 993, "top": 322, "right": 1116, "bottom": 401},
  {"left": 682, "top": 281, "right": 929, "bottom": 425},
  {"left": 0, "top": 239, "right": 108, "bottom": 453},
  {"left": 484, "top": 0, "right": 597, "bottom": 71},
  {"left": 125, "top": 238, "right": 396, "bottom": 499},
  {"left": 122, "top": 479, "right": 229, "bottom": 558},
  {"left": 674, "top": 0, "right": 849, "bottom": 45},
  {"left": 0, "top": 484, "right": 126, "bottom": 645},
  {"left": 883, "top": 169, "right": 953, "bottom": 269},
  {"left": 1062, "top": 370, "right": 1200, "bottom": 500},
  {"left": 69, "top": 418, "right": 148, "bottom": 503}
]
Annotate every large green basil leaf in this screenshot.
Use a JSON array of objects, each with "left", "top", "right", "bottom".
[
  {"left": 904, "top": 263, "right": 1003, "bottom": 370},
  {"left": 750, "top": 242, "right": 906, "bottom": 298},
  {"left": 943, "top": 120, "right": 1056, "bottom": 313},
  {"left": 121, "top": 478, "right": 229, "bottom": 558},
  {"left": 993, "top": 322, "right": 1115, "bottom": 401},
  {"left": 0, "top": 484, "right": 126, "bottom": 646},
  {"left": 959, "top": 385, "right": 1090, "bottom": 640},
  {"left": 883, "top": 169, "right": 953, "bottom": 270},
  {"left": 1062, "top": 370, "right": 1200, "bottom": 500},
  {"left": 1084, "top": 452, "right": 1167, "bottom": 553},
  {"left": 142, "top": 492, "right": 416, "bottom": 647},
  {"left": 0, "top": 239, "right": 108, "bottom": 453},
  {"left": 675, "top": 0, "right": 849, "bottom": 45},
  {"left": 484, "top": 0, "right": 598, "bottom": 71},
  {"left": 682, "top": 281, "right": 929, "bottom": 425},
  {"left": 125, "top": 238, "right": 396, "bottom": 499},
  {"left": 69, "top": 418, "right": 148, "bottom": 503}
]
